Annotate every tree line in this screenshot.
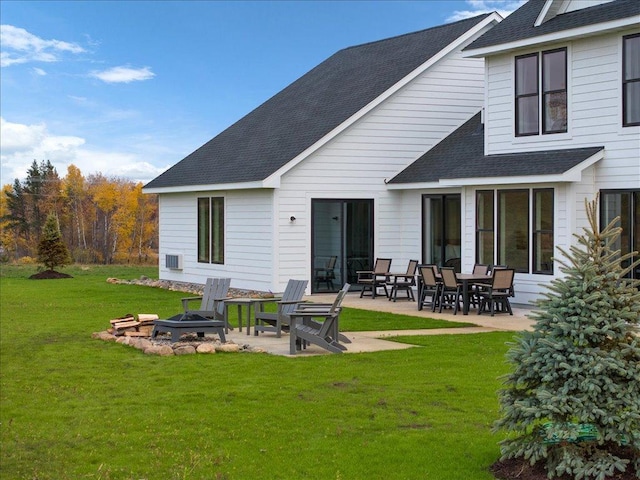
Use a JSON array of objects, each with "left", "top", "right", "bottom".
[{"left": 1, "top": 160, "right": 158, "bottom": 265}]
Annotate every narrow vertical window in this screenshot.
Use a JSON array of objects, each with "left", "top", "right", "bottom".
[
  {"left": 498, "top": 190, "right": 529, "bottom": 273},
  {"left": 515, "top": 53, "right": 539, "bottom": 136},
  {"left": 211, "top": 197, "right": 224, "bottom": 264},
  {"left": 623, "top": 34, "right": 640, "bottom": 127},
  {"left": 197, "top": 197, "right": 224, "bottom": 264},
  {"left": 533, "top": 189, "right": 554, "bottom": 274},
  {"left": 542, "top": 48, "right": 567, "bottom": 133},
  {"left": 197, "top": 198, "right": 210, "bottom": 263},
  {"left": 476, "top": 190, "right": 494, "bottom": 266}
]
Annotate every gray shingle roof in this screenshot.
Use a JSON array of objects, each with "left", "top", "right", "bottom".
[
  {"left": 465, "top": 0, "right": 639, "bottom": 52},
  {"left": 144, "top": 14, "right": 492, "bottom": 190},
  {"left": 388, "top": 113, "right": 604, "bottom": 184}
]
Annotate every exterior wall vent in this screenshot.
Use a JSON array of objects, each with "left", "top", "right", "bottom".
[{"left": 165, "top": 254, "right": 183, "bottom": 270}]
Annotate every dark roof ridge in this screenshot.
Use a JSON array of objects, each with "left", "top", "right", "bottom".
[
  {"left": 337, "top": 13, "right": 493, "bottom": 53},
  {"left": 465, "top": 0, "right": 639, "bottom": 52}
]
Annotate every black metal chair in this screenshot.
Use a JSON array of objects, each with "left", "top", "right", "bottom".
[
  {"left": 439, "top": 267, "right": 463, "bottom": 314},
  {"left": 387, "top": 259, "right": 419, "bottom": 302},
  {"left": 477, "top": 268, "right": 515, "bottom": 316},
  {"left": 418, "top": 264, "right": 441, "bottom": 312},
  {"left": 357, "top": 258, "right": 392, "bottom": 298}
]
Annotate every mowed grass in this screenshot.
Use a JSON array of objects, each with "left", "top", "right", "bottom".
[{"left": 0, "top": 265, "right": 514, "bottom": 479}]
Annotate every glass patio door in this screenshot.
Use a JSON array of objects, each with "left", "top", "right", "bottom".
[
  {"left": 423, "top": 194, "right": 461, "bottom": 271},
  {"left": 311, "top": 199, "right": 373, "bottom": 293}
]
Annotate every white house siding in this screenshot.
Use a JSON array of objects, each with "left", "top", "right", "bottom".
[
  {"left": 484, "top": 31, "right": 639, "bottom": 191},
  {"left": 273, "top": 49, "right": 487, "bottom": 292},
  {"left": 477, "top": 27, "right": 639, "bottom": 304},
  {"left": 158, "top": 189, "right": 274, "bottom": 291}
]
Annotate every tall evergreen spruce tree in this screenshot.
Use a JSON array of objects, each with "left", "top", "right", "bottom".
[
  {"left": 494, "top": 197, "right": 640, "bottom": 479},
  {"left": 37, "top": 213, "right": 72, "bottom": 271}
]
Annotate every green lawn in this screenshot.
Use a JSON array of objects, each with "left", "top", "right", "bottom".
[{"left": 0, "top": 265, "right": 515, "bottom": 479}]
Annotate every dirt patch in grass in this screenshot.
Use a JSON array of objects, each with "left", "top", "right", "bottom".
[
  {"left": 491, "top": 456, "right": 637, "bottom": 480},
  {"left": 29, "top": 269, "right": 73, "bottom": 279}
]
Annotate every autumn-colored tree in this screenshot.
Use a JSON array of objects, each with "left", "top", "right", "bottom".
[{"left": 2, "top": 163, "right": 158, "bottom": 264}]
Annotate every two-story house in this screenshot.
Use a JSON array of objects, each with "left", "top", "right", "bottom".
[
  {"left": 389, "top": 0, "right": 639, "bottom": 305},
  {"left": 145, "top": 0, "right": 638, "bottom": 304},
  {"left": 143, "top": 13, "right": 501, "bottom": 293}
]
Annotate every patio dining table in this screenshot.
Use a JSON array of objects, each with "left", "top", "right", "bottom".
[{"left": 451, "top": 273, "right": 492, "bottom": 315}]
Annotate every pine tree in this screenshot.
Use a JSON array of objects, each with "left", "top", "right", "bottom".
[
  {"left": 37, "top": 213, "right": 72, "bottom": 271},
  {"left": 494, "top": 197, "right": 640, "bottom": 479}
]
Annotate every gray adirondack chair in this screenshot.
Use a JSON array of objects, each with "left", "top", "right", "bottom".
[
  {"left": 254, "top": 279, "right": 308, "bottom": 337},
  {"left": 152, "top": 277, "right": 231, "bottom": 342},
  {"left": 182, "top": 277, "right": 231, "bottom": 320},
  {"left": 289, "top": 284, "right": 350, "bottom": 354}
]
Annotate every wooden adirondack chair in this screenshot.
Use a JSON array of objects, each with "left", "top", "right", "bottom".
[
  {"left": 181, "top": 277, "right": 231, "bottom": 330},
  {"left": 254, "top": 279, "right": 308, "bottom": 337},
  {"left": 289, "top": 284, "right": 350, "bottom": 354}
]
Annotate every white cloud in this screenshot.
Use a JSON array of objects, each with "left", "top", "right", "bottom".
[
  {"left": 0, "top": 117, "right": 168, "bottom": 184},
  {"left": 0, "top": 24, "right": 85, "bottom": 67},
  {"left": 32, "top": 67, "right": 47, "bottom": 76},
  {"left": 89, "top": 66, "right": 155, "bottom": 84},
  {"left": 447, "top": 0, "right": 526, "bottom": 21}
]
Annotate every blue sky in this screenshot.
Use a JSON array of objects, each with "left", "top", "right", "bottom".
[{"left": 0, "top": 0, "right": 524, "bottom": 185}]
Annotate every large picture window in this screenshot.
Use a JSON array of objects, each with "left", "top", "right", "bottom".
[
  {"left": 515, "top": 48, "right": 567, "bottom": 136},
  {"left": 623, "top": 33, "right": 640, "bottom": 127},
  {"left": 198, "top": 197, "right": 224, "bottom": 264},
  {"left": 476, "top": 189, "right": 554, "bottom": 275}
]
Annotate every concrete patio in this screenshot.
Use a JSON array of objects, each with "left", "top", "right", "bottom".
[{"left": 222, "top": 291, "right": 536, "bottom": 357}]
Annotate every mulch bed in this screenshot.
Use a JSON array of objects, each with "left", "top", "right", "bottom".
[
  {"left": 29, "top": 269, "right": 73, "bottom": 279},
  {"left": 491, "top": 456, "right": 637, "bottom": 480}
]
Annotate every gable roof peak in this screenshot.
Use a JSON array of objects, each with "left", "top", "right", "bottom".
[
  {"left": 145, "top": 12, "right": 497, "bottom": 192},
  {"left": 465, "top": 0, "right": 639, "bottom": 55}
]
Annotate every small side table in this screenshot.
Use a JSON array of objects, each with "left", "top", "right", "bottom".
[{"left": 225, "top": 298, "right": 276, "bottom": 335}]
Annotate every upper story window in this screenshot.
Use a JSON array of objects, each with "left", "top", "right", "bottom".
[
  {"left": 623, "top": 33, "right": 640, "bottom": 127},
  {"left": 515, "top": 48, "right": 567, "bottom": 136}
]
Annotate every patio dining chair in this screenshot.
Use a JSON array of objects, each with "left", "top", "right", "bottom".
[
  {"left": 418, "top": 264, "right": 441, "bottom": 312},
  {"left": 470, "top": 263, "right": 490, "bottom": 307},
  {"left": 477, "top": 268, "right": 515, "bottom": 316},
  {"left": 314, "top": 255, "right": 337, "bottom": 291},
  {"left": 357, "top": 258, "right": 392, "bottom": 298},
  {"left": 387, "top": 259, "right": 419, "bottom": 302},
  {"left": 438, "top": 267, "right": 463, "bottom": 314}
]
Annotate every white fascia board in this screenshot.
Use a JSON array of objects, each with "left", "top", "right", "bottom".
[
  {"left": 386, "top": 181, "right": 447, "bottom": 190},
  {"left": 535, "top": 0, "right": 565, "bottom": 27},
  {"left": 262, "top": 13, "right": 503, "bottom": 187},
  {"left": 142, "top": 180, "right": 268, "bottom": 195},
  {"left": 464, "top": 16, "right": 638, "bottom": 58}
]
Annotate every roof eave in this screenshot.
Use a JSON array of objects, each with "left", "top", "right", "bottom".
[
  {"left": 142, "top": 180, "right": 270, "bottom": 194},
  {"left": 438, "top": 149, "right": 604, "bottom": 186},
  {"left": 464, "top": 16, "right": 638, "bottom": 58},
  {"left": 386, "top": 181, "right": 444, "bottom": 190}
]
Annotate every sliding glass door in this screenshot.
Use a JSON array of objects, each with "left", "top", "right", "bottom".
[
  {"left": 422, "top": 194, "right": 461, "bottom": 271},
  {"left": 311, "top": 199, "right": 373, "bottom": 293}
]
